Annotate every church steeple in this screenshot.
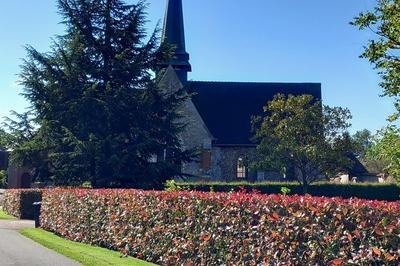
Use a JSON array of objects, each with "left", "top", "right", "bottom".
[{"left": 161, "top": 0, "right": 191, "bottom": 84}]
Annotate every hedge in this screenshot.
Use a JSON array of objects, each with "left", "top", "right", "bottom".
[
  {"left": 177, "top": 182, "right": 400, "bottom": 201},
  {"left": 40, "top": 189, "right": 400, "bottom": 265},
  {"left": 2, "top": 189, "right": 42, "bottom": 219}
]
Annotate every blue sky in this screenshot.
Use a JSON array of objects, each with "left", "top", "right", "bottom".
[{"left": 0, "top": 0, "right": 395, "bottom": 133}]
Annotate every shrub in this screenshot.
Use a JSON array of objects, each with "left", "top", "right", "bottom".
[
  {"left": 2, "top": 189, "right": 42, "bottom": 219},
  {"left": 178, "top": 182, "right": 400, "bottom": 201},
  {"left": 280, "top": 186, "right": 291, "bottom": 195},
  {"left": 164, "top": 179, "right": 182, "bottom": 191},
  {"left": 40, "top": 189, "right": 400, "bottom": 265}
]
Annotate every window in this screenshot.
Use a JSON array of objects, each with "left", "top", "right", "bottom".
[{"left": 237, "top": 157, "right": 247, "bottom": 179}]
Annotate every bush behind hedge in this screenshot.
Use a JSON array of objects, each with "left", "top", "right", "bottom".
[
  {"left": 2, "top": 189, "right": 42, "bottom": 219},
  {"left": 178, "top": 181, "right": 400, "bottom": 201},
  {"left": 40, "top": 189, "right": 400, "bottom": 265}
]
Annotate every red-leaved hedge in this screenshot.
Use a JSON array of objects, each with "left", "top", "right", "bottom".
[
  {"left": 2, "top": 189, "right": 42, "bottom": 219},
  {"left": 40, "top": 189, "right": 400, "bottom": 265}
]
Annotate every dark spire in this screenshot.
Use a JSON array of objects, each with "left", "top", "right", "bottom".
[{"left": 161, "top": 0, "right": 191, "bottom": 84}]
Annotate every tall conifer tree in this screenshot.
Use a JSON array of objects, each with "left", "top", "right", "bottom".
[{"left": 17, "top": 0, "right": 192, "bottom": 188}]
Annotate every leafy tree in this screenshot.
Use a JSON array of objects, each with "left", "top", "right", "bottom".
[
  {"left": 367, "top": 126, "right": 400, "bottom": 182},
  {"left": 252, "top": 94, "right": 353, "bottom": 193},
  {"left": 16, "top": 0, "right": 193, "bottom": 189},
  {"left": 351, "top": 129, "right": 373, "bottom": 158},
  {"left": 352, "top": 1, "right": 400, "bottom": 120},
  {"left": 349, "top": 129, "right": 390, "bottom": 174}
]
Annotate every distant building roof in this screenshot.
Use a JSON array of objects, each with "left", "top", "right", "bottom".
[
  {"left": 348, "top": 153, "right": 369, "bottom": 176},
  {"left": 186, "top": 81, "right": 322, "bottom": 145}
]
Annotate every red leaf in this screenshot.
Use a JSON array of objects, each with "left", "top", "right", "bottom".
[
  {"left": 384, "top": 252, "right": 396, "bottom": 261},
  {"left": 353, "top": 229, "right": 361, "bottom": 238},
  {"left": 270, "top": 212, "right": 280, "bottom": 221},
  {"left": 372, "top": 248, "right": 381, "bottom": 257},
  {"left": 347, "top": 234, "right": 353, "bottom": 241},
  {"left": 200, "top": 234, "right": 212, "bottom": 242},
  {"left": 330, "top": 258, "right": 343, "bottom": 266},
  {"left": 374, "top": 229, "right": 384, "bottom": 236}
]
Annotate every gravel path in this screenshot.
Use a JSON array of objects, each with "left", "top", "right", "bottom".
[{"left": 0, "top": 220, "right": 80, "bottom": 266}]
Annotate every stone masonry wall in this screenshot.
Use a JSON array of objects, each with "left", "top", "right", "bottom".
[
  {"left": 211, "top": 146, "right": 256, "bottom": 182},
  {"left": 158, "top": 67, "right": 213, "bottom": 180}
]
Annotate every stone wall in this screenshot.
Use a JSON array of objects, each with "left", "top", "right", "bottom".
[
  {"left": 7, "top": 166, "right": 32, "bottom": 189},
  {"left": 158, "top": 67, "right": 288, "bottom": 182},
  {"left": 211, "top": 146, "right": 257, "bottom": 182},
  {"left": 179, "top": 98, "right": 214, "bottom": 178},
  {"left": 159, "top": 66, "right": 213, "bottom": 179}
]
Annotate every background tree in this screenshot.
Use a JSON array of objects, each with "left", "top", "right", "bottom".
[
  {"left": 1, "top": 111, "right": 36, "bottom": 150},
  {"left": 352, "top": 1, "right": 400, "bottom": 182},
  {"left": 15, "top": 0, "right": 193, "bottom": 189},
  {"left": 1, "top": 111, "right": 52, "bottom": 182},
  {"left": 0, "top": 130, "right": 10, "bottom": 151},
  {"left": 252, "top": 94, "right": 353, "bottom": 193},
  {"left": 352, "top": 0, "right": 400, "bottom": 121},
  {"left": 366, "top": 126, "right": 400, "bottom": 183},
  {"left": 351, "top": 129, "right": 373, "bottom": 158},
  {"left": 350, "top": 129, "right": 389, "bottom": 174}
]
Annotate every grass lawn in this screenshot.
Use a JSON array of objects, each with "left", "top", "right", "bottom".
[
  {"left": 0, "top": 208, "right": 15, "bottom": 220},
  {"left": 20, "top": 228, "right": 156, "bottom": 266}
]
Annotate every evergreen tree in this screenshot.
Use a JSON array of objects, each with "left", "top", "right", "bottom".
[{"left": 17, "top": 0, "right": 193, "bottom": 189}]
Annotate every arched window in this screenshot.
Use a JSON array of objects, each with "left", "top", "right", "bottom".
[{"left": 237, "top": 156, "right": 246, "bottom": 179}]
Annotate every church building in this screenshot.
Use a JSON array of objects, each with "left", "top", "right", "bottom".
[{"left": 159, "top": 0, "right": 322, "bottom": 182}]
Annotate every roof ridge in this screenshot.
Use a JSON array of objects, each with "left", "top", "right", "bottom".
[{"left": 188, "top": 80, "right": 321, "bottom": 85}]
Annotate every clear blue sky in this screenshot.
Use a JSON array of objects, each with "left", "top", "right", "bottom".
[{"left": 0, "top": 0, "right": 396, "bottom": 133}]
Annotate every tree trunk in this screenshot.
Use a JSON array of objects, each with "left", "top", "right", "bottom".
[
  {"left": 302, "top": 181, "right": 308, "bottom": 194},
  {"left": 300, "top": 168, "right": 309, "bottom": 194}
]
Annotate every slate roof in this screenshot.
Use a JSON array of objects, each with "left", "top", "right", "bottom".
[{"left": 185, "top": 81, "right": 322, "bottom": 145}]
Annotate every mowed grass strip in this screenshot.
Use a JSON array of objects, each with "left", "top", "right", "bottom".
[
  {"left": 0, "top": 208, "right": 16, "bottom": 220},
  {"left": 20, "top": 228, "right": 156, "bottom": 266}
]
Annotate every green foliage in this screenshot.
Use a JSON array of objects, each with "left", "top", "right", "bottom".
[
  {"left": 359, "top": 157, "right": 388, "bottom": 175},
  {"left": 178, "top": 182, "right": 400, "bottom": 201},
  {"left": 352, "top": 1, "right": 400, "bottom": 120},
  {"left": 2, "top": 189, "right": 42, "bottom": 219},
  {"left": 1, "top": 111, "right": 37, "bottom": 151},
  {"left": 252, "top": 94, "right": 353, "bottom": 193},
  {"left": 164, "top": 180, "right": 182, "bottom": 192},
  {"left": 351, "top": 129, "right": 373, "bottom": 158},
  {"left": 164, "top": 179, "right": 189, "bottom": 191},
  {"left": 40, "top": 189, "right": 400, "bottom": 264},
  {"left": 0, "top": 129, "right": 12, "bottom": 150},
  {"left": 280, "top": 186, "right": 291, "bottom": 195},
  {"left": 350, "top": 129, "right": 390, "bottom": 174},
  {"left": 81, "top": 181, "right": 92, "bottom": 188},
  {"left": 367, "top": 126, "right": 400, "bottom": 182},
  {"left": 14, "top": 0, "right": 194, "bottom": 189},
  {"left": 0, "top": 170, "right": 7, "bottom": 189}
]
